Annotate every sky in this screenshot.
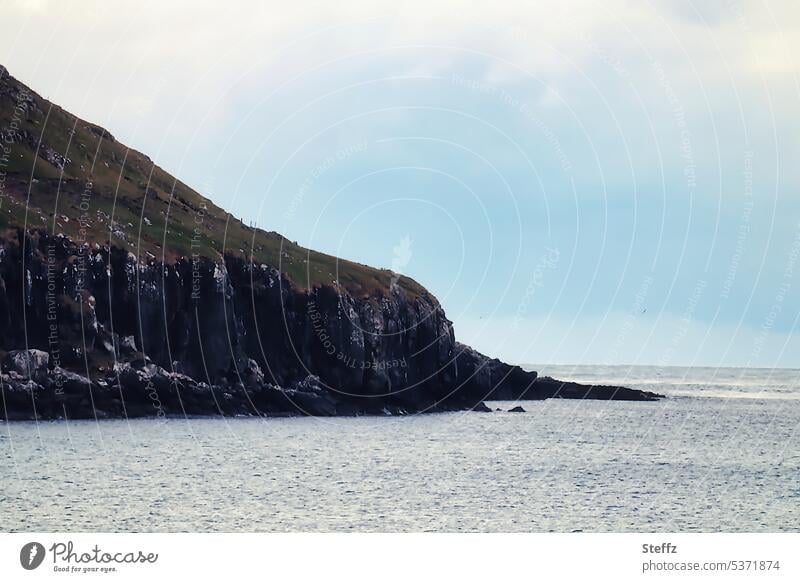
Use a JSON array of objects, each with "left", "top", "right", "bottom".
[{"left": 2, "top": 0, "right": 799, "bottom": 367}]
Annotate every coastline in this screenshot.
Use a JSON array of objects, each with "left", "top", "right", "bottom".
[{"left": 1, "top": 351, "right": 663, "bottom": 421}]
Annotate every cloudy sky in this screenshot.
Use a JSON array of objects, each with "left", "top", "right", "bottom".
[{"left": 2, "top": 0, "right": 799, "bottom": 367}]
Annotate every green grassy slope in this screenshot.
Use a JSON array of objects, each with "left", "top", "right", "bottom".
[{"left": 0, "top": 66, "right": 426, "bottom": 299}]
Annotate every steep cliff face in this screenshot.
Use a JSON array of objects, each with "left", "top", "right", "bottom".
[
  {"left": 0, "top": 232, "right": 662, "bottom": 419},
  {"left": 0, "top": 231, "right": 469, "bottom": 418}
]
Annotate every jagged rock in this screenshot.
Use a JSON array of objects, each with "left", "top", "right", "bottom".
[
  {"left": 472, "top": 401, "right": 492, "bottom": 412},
  {"left": 3, "top": 349, "right": 49, "bottom": 381},
  {"left": 41, "top": 147, "right": 71, "bottom": 170},
  {"left": 118, "top": 335, "right": 137, "bottom": 355},
  {"left": 242, "top": 358, "right": 265, "bottom": 387},
  {"left": 532, "top": 376, "right": 662, "bottom": 401},
  {"left": 453, "top": 343, "right": 662, "bottom": 402},
  {"left": 0, "top": 377, "right": 44, "bottom": 420},
  {"left": 291, "top": 374, "right": 325, "bottom": 393},
  {"left": 286, "top": 388, "right": 338, "bottom": 416},
  {"left": 508, "top": 406, "right": 526, "bottom": 413},
  {"left": 48, "top": 367, "right": 91, "bottom": 394}
]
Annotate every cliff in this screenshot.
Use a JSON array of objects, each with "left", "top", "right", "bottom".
[
  {"left": 0, "top": 66, "right": 661, "bottom": 420},
  {"left": 0, "top": 231, "right": 661, "bottom": 420}
]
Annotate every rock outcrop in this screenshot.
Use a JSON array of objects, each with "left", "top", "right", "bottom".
[{"left": 451, "top": 342, "right": 662, "bottom": 402}]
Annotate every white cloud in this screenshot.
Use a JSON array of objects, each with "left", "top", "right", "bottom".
[{"left": 4, "top": 1, "right": 796, "bottom": 101}]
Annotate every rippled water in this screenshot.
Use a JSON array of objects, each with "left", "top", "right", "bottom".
[{"left": 2, "top": 366, "right": 798, "bottom": 532}]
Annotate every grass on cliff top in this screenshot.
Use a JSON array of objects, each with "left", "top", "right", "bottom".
[{"left": 0, "top": 67, "right": 427, "bottom": 300}]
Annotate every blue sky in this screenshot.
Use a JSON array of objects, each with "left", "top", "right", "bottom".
[{"left": 3, "top": 0, "right": 799, "bottom": 367}]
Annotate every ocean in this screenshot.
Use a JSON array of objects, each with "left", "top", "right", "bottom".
[{"left": 2, "top": 365, "right": 798, "bottom": 532}]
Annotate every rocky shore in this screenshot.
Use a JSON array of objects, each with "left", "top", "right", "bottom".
[
  {"left": 0, "top": 232, "right": 662, "bottom": 421},
  {"left": 1, "top": 348, "right": 662, "bottom": 421}
]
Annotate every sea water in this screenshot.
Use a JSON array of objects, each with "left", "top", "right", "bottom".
[{"left": 1, "top": 365, "right": 798, "bottom": 531}]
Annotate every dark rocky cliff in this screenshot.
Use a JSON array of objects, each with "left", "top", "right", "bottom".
[
  {"left": 0, "top": 66, "right": 661, "bottom": 420},
  {"left": 0, "top": 231, "right": 661, "bottom": 420}
]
